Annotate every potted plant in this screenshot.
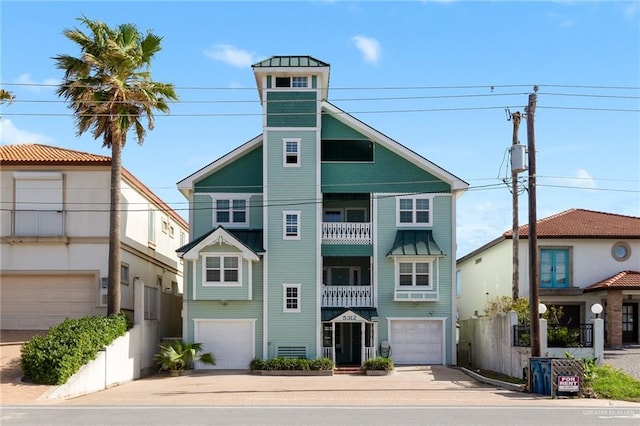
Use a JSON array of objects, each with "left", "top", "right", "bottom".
[
  {"left": 154, "top": 340, "right": 216, "bottom": 376},
  {"left": 363, "top": 357, "right": 394, "bottom": 376}
]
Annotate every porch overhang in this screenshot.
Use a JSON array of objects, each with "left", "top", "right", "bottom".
[
  {"left": 386, "top": 230, "right": 445, "bottom": 257},
  {"left": 321, "top": 307, "right": 378, "bottom": 322},
  {"left": 321, "top": 244, "right": 373, "bottom": 257},
  {"left": 177, "top": 226, "right": 262, "bottom": 261}
]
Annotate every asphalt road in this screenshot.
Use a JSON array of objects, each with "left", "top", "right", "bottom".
[{"left": 2, "top": 405, "right": 640, "bottom": 426}]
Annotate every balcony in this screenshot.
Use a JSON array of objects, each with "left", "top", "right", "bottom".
[
  {"left": 322, "top": 285, "right": 372, "bottom": 307},
  {"left": 9, "top": 210, "right": 67, "bottom": 242},
  {"left": 322, "top": 222, "right": 371, "bottom": 245}
]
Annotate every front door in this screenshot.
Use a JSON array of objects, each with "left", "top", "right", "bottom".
[
  {"left": 335, "top": 323, "right": 361, "bottom": 366},
  {"left": 622, "top": 303, "right": 638, "bottom": 344}
]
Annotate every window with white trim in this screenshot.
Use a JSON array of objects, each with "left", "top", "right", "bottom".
[
  {"left": 120, "top": 263, "right": 130, "bottom": 286},
  {"left": 397, "top": 195, "right": 432, "bottom": 226},
  {"left": 214, "top": 198, "right": 248, "bottom": 226},
  {"left": 398, "top": 261, "right": 431, "bottom": 288},
  {"left": 283, "top": 138, "right": 301, "bottom": 167},
  {"left": 283, "top": 211, "right": 301, "bottom": 240},
  {"left": 203, "top": 255, "right": 241, "bottom": 286},
  {"left": 283, "top": 284, "right": 301, "bottom": 312},
  {"left": 275, "top": 76, "right": 308, "bottom": 88}
]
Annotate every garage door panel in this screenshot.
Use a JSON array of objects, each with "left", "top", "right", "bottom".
[
  {"left": 390, "top": 320, "right": 443, "bottom": 365},
  {"left": 195, "top": 320, "right": 254, "bottom": 370},
  {"left": 1, "top": 275, "right": 96, "bottom": 330}
]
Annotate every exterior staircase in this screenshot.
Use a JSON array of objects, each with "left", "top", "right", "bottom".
[{"left": 334, "top": 366, "right": 365, "bottom": 375}]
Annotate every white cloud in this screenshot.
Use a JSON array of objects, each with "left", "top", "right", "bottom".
[
  {"left": 565, "top": 168, "right": 597, "bottom": 190},
  {"left": 204, "top": 45, "right": 255, "bottom": 68},
  {"left": 0, "top": 119, "right": 53, "bottom": 145},
  {"left": 352, "top": 35, "right": 382, "bottom": 65},
  {"left": 15, "top": 74, "right": 58, "bottom": 91},
  {"left": 623, "top": 3, "right": 638, "bottom": 20}
]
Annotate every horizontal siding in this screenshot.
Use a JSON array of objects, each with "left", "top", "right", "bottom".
[
  {"left": 265, "top": 129, "right": 319, "bottom": 359},
  {"left": 375, "top": 194, "right": 455, "bottom": 364},
  {"left": 194, "top": 146, "right": 263, "bottom": 193},
  {"left": 322, "top": 144, "right": 451, "bottom": 193},
  {"left": 194, "top": 244, "right": 249, "bottom": 301},
  {"left": 192, "top": 194, "right": 213, "bottom": 239},
  {"left": 267, "top": 92, "right": 317, "bottom": 128}
]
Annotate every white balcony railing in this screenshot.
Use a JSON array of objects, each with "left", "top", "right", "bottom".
[
  {"left": 12, "top": 210, "right": 65, "bottom": 237},
  {"left": 322, "top": 222, "right": 371, "bottom": 244},
  {"left": 322, "top": 285, "right": 372, "bottom": 307}
]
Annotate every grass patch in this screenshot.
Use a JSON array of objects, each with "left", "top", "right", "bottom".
[{"left": 586, "top": 365, "right": 640, "bottom": 402}]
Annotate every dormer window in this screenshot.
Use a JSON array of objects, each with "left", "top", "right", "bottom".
[{"left": 275, "top": 76, "right": 308, "bottom": 88}]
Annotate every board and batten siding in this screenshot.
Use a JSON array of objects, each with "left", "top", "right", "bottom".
[
  {"left": 375, "top": 194, "right": 455, "bottom": 364},
  {"left": 264, "top": 129, "right": 319, "bottom": 359}
]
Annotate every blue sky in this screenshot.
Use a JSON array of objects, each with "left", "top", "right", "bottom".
[{"left": 1, "top": 1, "right": 639, "bottom": 257}]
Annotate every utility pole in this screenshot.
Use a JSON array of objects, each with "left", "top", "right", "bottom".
[
  {"left": 527, "top": 89, "right": 541, "bottom": 357},
  {"left": 511, "top": 111, "right": 522, "bottom": 301}
]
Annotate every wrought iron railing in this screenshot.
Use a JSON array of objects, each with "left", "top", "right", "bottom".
[
  {"left": 322, "top": 222, "right": 371, "bottom": 244},
  {"left": 322, "top": 285, "right": 372, "bottom": 307},
  {"left": 12, "top": 210, "right": 65, "bottom": 237},
  {"left": 512, "top": 323, "right": 593, "bottom": 348}
]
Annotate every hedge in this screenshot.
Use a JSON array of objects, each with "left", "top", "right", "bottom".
[
  {"left": 21, "top": 313, "right": 129, "bottom": 385},
  {"left": 250, "top": 357, "right": 334, "bottom": 371}
]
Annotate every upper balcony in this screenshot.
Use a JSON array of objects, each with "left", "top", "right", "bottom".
[
  {"left": 6, "top": 210, "right": 67, "bottom": 243},
  {"left": 321, "top": 193, "right": 371, "bottom": 245},
  {"left": 322, "top": 222, "right": 371, "bottom": 245}
]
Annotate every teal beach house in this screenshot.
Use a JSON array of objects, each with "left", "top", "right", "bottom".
[{"left": 177, "top": 56, "right": 468, "bottom": 369}]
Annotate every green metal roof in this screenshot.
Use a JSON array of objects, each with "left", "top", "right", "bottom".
[
  {"left": 321, "top": 307, "right": 378, "bottom": 322},
  {"left": 177, "top": 226, "right": 264, "bottom": 255},
  {"left": 252, "top": 56, "right": 329, "bottom": 68},
  {"left": 321, "top": 244, "right": 373, "bottom": 257},
  {"left": 386, "top": 230, "right": 446, "bottom": 257}
]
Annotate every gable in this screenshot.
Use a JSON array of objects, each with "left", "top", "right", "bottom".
[
  {"left": 321, "top": 143, "right": 451, "bottom": 193},
  {"left": 194, "top": 146, "right": 263, "bottom": 193}
]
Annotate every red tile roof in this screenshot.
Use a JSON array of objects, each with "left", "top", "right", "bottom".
[
  {"left": 584, "top": 271, "right": 640, "bottom": 292},
  {"left": 504, "top": 208, "right": 640, "bottom": 239},
  {"left": 0, "top": 143, "right": 111, "bottom": 164},
  {"left": 0, "top": 144, "right": 187, "bottom": 229}
]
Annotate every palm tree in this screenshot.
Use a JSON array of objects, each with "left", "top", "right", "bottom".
[
  {"left": 0, "top": 89, "right": 15, "bottom": 104},
  {"left": 54, "top": 17, "right": 178, "bottom": 315}
]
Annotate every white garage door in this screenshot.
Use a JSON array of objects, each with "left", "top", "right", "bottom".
[
  {"left": 194, "top": 320, "right": 254, "bottom": 370},
  {"left": 0, "top": 274, "right": 96, "bottom": 330},
  {"left": 390, "top": 319, "right": 443, "bottom": 365}
]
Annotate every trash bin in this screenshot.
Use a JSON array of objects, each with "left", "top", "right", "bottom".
[{"left": 529, "top": 357, "right": 553, "bottom": 395}]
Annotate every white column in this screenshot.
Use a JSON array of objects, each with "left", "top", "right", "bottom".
[
  {"left": 331, "top": 323, "right": 336, "bottom": 365},
  {"left": 361, "top": 322, "right": 366, "bottom": 365},
  {"left": 539, "top": 318, "right": 548, "bottom": 356},
  {"left": 593, "top": 318, "right": 604, "bottom": 365}
]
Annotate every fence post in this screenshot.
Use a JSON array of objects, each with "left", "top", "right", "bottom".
[
  {"left": 593, "top": 318, "right": 604, "bottom": 365},
  {"left": 539, "top": 318, "right": 548, "bottom": 356}
]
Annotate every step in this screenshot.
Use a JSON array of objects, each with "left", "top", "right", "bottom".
[{"left": 334, "top": 367, "right": 365, "bottom": 375}]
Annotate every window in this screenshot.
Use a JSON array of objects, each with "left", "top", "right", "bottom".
[
  {"left": 120, "top": 263, "right": 130, "bottom": 286},
  {"left": 180, "top": 231, "right": 187, "bottom": 247},
  {"left": 398, "top": 261, "right": 431, "bottom": 288},
  {"left": 612, "top": 242, "right": 631, "bottom": 262},
  {"left": 323, "top": 209, "right": 342, "bottom": 223},
  {"left": 168, "top": 225, "right": 175, "bottom": 238},
  {"left": 540, "top": 248, "right": 570, "bottom": 288},
  {"left": 203, "top": 255, "right": 240, "bottom": 286},
  {"left": 144, "top": 286, "right": 158, "bottom": 320},
  {"left": 283, "top": 284, "right": 301, "bottom": 312},
  {"left": 161, "top": 217, "right": 169, "bottom": 234},
  {"left": 214, "top": 198, "right": 248, "bottom": 226},
  {"left": 283, "top": 211, "right": 300, "bottom": 240},
  {"left": 397, "top": 196, "right": 432, "bottom": 226},
  {"left": 13, "top": 172, "right": 64, "bottom": 236},
  {"left": 148, "top": 209, "right": 156, "bottom": 244},
  {"left": 283, "top": 138, "right": 300, "bottom": 166},
  {"left": 275, "top": 76, "right": 308, "bottom": 88}
]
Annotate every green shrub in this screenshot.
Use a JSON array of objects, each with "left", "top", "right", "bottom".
[
  {"left": 310, "top": 357, "right": 334, "bottom": 371},
  {"left": 250, "top": 357, "right": 334, "bottom": 371},
  {"left": 21, "top": 313, "right": 128, "bottom": 385},
  {"left": 363, "top": 357, "right": 394, "bottom": 371}
]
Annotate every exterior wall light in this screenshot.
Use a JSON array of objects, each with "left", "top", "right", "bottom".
[{"left": 591, "top": 303, "right": 603, "bottom": 319}]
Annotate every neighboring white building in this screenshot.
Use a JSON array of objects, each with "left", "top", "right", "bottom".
[
  {"left": 0, "top": 144, "right": 187, "bottom": 336},
  {"left": 456, "top": 208, "right": 640, "bottom": 348}
]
